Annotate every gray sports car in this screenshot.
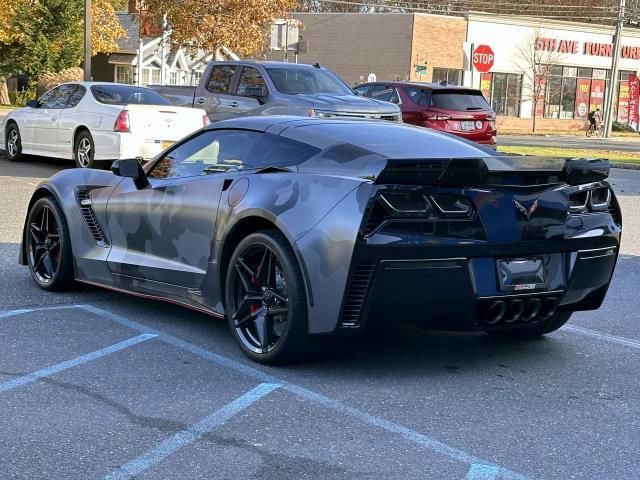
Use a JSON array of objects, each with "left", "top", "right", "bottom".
[{"left": 20, "top": 117, "right": 621, "bottom": 363}]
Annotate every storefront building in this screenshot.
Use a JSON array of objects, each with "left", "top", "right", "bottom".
[
  {"left": 273, "top": 13, "right": 640, "bottom": 124},
  {"left": 465, "top": 14, "right": 640, "bottom": 123}
]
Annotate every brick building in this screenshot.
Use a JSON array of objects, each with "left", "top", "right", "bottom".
[{"left": 261, "top": 13, "right": 640, "bottom": 127}]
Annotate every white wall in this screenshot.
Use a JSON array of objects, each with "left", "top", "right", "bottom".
[{"left": 466, "top": 16, "right": 640, "bottom": 118}]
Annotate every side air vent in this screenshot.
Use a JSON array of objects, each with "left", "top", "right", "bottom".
[
  {"left": 340, "top": 261, "right": 376, "bottom": 327},
  {"left": 77, "top": 189, "right": 109, "bottom": 247}
]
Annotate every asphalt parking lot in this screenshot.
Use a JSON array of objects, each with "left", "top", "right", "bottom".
[{"left": 2, "top": 153, "right": 640, "bottom": 479}]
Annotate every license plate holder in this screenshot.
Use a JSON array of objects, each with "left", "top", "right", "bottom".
[
  {"left": 497, "top": 257, "right": 547, "bottom": 292},
  {"left": 461, "top": 120, "right": 474, "bottom": 131}
]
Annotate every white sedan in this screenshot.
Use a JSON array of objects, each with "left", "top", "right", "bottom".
[{"left": 1, "top": 82, "right": 209, "bottom": 168}]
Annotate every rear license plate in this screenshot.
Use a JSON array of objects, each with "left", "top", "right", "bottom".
[
  {"left": 497, "top": 257, "right": 547, "bottom": 292},
  {"left": 161, "top": 141, "right": 174, "bottom": 150},
  {"left": 461, "top": 120, "right": 474, "bottom": 131}
]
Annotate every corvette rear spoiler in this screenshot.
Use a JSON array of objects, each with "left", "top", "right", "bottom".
[{"left": 374, "top": 156, "right": 610, "bottom": 187}]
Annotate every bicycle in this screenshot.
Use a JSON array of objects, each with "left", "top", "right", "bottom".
[{"left": 585, "top": 121, "right": 602, "bottom": 137}]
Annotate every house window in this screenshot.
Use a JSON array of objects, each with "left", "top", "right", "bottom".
[
  {"left": 432, "top": 67, "right": 462, "bottom": 86},
  {"left": 192, "top": 71, "right": 203, "bottom": 86},
  {"left": 115, "top": 65, "right": 134, "bottom": 85},
  {"left": 169, "top": 71, "right": 178, "bottom": 85},
  {"left": 141, "top": 68, "right": 161, "bottom": 86}
]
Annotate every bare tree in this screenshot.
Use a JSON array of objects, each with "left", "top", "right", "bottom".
[{"left": 513, "top": 29, "right": 566, "bottom": 133}]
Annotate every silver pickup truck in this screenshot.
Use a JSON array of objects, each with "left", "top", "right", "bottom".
[{"left": 152, "top": 60, "right": 402, "bottom": 122}]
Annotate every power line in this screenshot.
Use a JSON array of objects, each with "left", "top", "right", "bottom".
[{"left": 312, "top": 0, "right": 620, "bottom": 19}]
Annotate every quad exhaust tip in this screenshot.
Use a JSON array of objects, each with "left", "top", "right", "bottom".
[{"left": 482, "top": 296, "right": 559, "bottom": 326}]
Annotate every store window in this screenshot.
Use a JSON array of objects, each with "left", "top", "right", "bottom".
[
  {"left": 542, "top": 66, "right": 609, "bottom": 120},
  {"left": 115, "top": 65, "right": 134, "bottom": 85},
  {"left": 432, "top": 67, "right": 463, "bottom": 86},
  {"left": 487, "top": 73, "right": 522, "bottom": 116}
]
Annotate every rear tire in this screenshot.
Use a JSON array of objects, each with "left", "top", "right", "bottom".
[
  {"left": 225, "top": 230, "right": 312, "bottom": 364},
  {"left": 74, "top": 131, "right": 100, "bottom": 169},
  {"left": 5, "top": 123, "right": 23, "bottom": 161},
  {"left": 486, "top": 311, "right": 572, "bottom": 340}
]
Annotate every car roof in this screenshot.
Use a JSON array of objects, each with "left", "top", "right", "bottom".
[
  {"left": 54, "top": 82, "right": 160, "bottom": 89},
  {"left": 214, "top": 60, "right": 326, "bottom": 70},
  {"left": 208, "top": 116, "right": 495, "bottom": 159},
  {"left": 359, "top": 81, "right": 480, "bottom": 92}
]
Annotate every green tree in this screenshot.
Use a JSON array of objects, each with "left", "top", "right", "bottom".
[{"left": 0, "top": 0, "right": 125, "bottom": 89}]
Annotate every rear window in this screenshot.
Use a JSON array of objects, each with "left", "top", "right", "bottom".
[
  {"left": 90, "top": 85, "right": 171, "bottom": 106},
  {"left": 430, "top": 89, "right": 491, "bottom": 111}
]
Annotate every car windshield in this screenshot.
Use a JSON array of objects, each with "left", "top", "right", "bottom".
[
  {"left": 430, "top": 89, "right": 491, "bottom": 111},
  {"left": 90, "top": 85, "right": 171, "bottom": 106},
  {"left": 266, "top": 67, "right": 353, "bottom": 95}
]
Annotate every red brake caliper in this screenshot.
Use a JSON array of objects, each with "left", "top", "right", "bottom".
[{"left": 250, "top": 274, "right": 260, "bottom": 313}]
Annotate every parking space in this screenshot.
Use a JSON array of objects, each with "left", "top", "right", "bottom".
[{"left": 2, "top": 154, "right": 640, "bottom": 479}]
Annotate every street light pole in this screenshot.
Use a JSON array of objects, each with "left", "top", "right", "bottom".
[
  {"left": 84, "top": 0, "right": 92, "bottom": 81},
  {"left": 603, "top": 0, "right": 626, "bottom": 138}
]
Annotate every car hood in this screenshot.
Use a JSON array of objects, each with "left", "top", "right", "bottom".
[{"left": 294, "top": 94, "right": 400, "bottom": 114}]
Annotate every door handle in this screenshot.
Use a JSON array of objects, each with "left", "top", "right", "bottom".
[
  {"left": 195, "top": 98, "right": 205, "bottom": 105},
  {"left": 229, "top": 101, "right": 239, "bottom": 108}
]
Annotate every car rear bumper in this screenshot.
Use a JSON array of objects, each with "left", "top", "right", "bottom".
[{"left": 337, "top": 243, "right": 618, "bottom": 333}]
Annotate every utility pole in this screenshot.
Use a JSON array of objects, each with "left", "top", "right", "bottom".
[
  {"left": 603, "top": 0, "right": 626, "bottom": 138},
  {"left": 83, "top": 0, "right": 92, "bottom": 81}
]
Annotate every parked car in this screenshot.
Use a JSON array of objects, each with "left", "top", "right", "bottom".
[
  {"left": 151, "top": 61, "right": 402, "bottom": 123},
  {"left": 19, "top": 116, "right": 620, "bottom": 364},
  {"left": 354, "top": 81, "right": 497, "bottom": 147},
  {"left": 2, "top": 82, "right": 209, "bottom": 168}
]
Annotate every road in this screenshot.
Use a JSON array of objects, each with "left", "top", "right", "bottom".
[
  {"left": 1, "top": 154, "right": 640, "bottom": 479},
  {"left": 498, "top": 135, "right": 640, "bottom": 152}
]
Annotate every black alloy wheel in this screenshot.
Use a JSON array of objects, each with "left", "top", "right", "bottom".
[
  {"left": 26, "top": 197, "right": 74, "bottom": 291},
  {"left": 225, "top": 230, "right": 311, "bottom": 364}
]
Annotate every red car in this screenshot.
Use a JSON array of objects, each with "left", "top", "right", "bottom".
[{"left": 354, "top": 81, "right": 497, "bottom": 147}]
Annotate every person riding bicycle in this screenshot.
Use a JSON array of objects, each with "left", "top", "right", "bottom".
[{"left": 588, "top": 108, "right": 602, "bottom": 131}]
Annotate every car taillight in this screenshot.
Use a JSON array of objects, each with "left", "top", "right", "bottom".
[
  {"left": 113, "top": 110, "right": 130, "bottom": 133},
  {"left": 422, "top": 111, "right": 451, "bottom": 121},
  {"left": 203, "top": 115, "right": 210, "bottom": 126}
]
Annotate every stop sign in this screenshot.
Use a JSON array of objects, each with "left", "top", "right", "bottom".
[{"left": 473, "top": 45, "right": 494, "bottom": 73}]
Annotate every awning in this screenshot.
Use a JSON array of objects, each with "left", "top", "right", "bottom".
[{"left": 108, "top": 54, "right": 137, "bottom": 65}]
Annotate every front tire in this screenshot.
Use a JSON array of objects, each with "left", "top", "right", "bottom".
[
  {"left": 74, "top": 131, "right": 99, "bottom": 169},
  {"left": 25, "top": 197, "right": 75, "bottom": 291},
  {"left": 6, "top": 123, "right": 23, "bottom": 161},
  {"left": 225, "top": 230, "right": 311, "bottom": 364},
  {"left": 486, "top": 311, "right": 572, "bottom": 340}
]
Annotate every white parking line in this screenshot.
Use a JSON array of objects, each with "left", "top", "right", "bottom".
[
  {"left": 104, "top": 383, "right": 281, "bottom": 480},
  {"left": 0, "top": 333, "right": 157, "bottom": 394},
  {"left": 565, "top": 324, "right": 640, "bottom": 349},
  {"left": 76, "top": 304, "right": 529, "bottom": 480}
]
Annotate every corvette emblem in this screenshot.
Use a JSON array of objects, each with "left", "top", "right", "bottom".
[{"left": 514, "top": 199, "right": 539, "bottom": 220}]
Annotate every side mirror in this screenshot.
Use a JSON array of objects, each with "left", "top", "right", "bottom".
[
  {"left": 245, "top": 86, "right": 267, "bottom": 104},
  {"left": 111, "top": 158, "right": 149, "bottom": 189},
  {"left": 26, "top": 100, "right": 39, "bottom": 108}
]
